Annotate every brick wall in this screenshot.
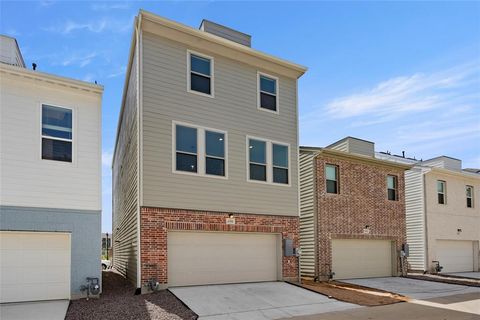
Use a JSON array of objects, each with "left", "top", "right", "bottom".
[
  {"left": 315, "top": 155, "right": 407, "bottom": 279},
  {"left": 140, "top": 207, "right": 299, "bottom": 288}
]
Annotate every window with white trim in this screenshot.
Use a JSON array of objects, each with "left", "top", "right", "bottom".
[
  {"left": 41, "top": 104, "right": 72, "bottom": 162},
  {"left": 174, "top": 123, "right": 226, "bottom": 177},
  {"left": 466, "top": 185, "right": 474, "bottom": 208},
  {"left": 387, "top": 175, "right": 398, "bottom": 201},
  {"left": 188, "top": 51, "right": 213, "bottom": 96},
  {"left": 325, "top": 164, "right": 339, "bottom": 194},
  {"left": 437, "top": 180, "right": 446, "bottom": 204},
  {"left": 248, "top": 137, "right": 289, "bottom": 185},
  {"left": 258, "top": 73, "right": 278, "bottom": 112}
]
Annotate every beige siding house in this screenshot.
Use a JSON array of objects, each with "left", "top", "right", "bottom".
[
  {"left": 377, "top": 154, "right": 480, "bottom": 273},
  {"left": 112, "top": 10, "right": 306, "bottom": 291}
]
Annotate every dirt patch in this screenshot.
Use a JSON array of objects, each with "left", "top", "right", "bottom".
[
  {"left": 66, "top": 270, "right": 197, "bottom": 320},
  {"left": 406, "top": 274, "right": 480, "bottom": 287},
  {"left": 297, "top": 279, "right": 407, "bottom": 306}
]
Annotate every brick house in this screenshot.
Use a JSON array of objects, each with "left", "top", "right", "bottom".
[
  {"left": 112, "top": 11, "right": 306, "bottom": 292},
  {"left": 299, "top": 137, "right": 411, "bottom": 280}
]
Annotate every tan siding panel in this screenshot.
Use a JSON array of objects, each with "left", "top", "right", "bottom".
[
  {"left": 112, "top": 49, "right": 139, "bottom": 286},
  {"left": 140, "top": 32, "right": 298, "bottom": 216}
]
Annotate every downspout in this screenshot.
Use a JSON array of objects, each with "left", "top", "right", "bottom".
[{"left": 422, "top": 169, "right": 429, "bottom": 273}]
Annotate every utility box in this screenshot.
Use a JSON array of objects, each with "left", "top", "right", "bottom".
[{"left": 283, "top": 239, "right": 294, "bottom": 257}]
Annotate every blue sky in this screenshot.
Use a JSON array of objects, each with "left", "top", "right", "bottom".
[{"left": 1, "top": 1, "right": 479, "bottom": 233}]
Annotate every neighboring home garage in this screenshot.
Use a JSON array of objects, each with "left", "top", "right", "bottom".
[
  {"left": 437, "top": 240, "right": 475, "bottom": 273},
  {"left": 168, "top": 231, "right": 280, "bottom": 286},
  {"left": 0, "top": 231, "right": 71, "bottom": 303},
  {"left": 299, "top": 139, "right": 411, "bottom": 281},
  {"left": 331, "top": 239, "right": 394, "bottom": 280}
]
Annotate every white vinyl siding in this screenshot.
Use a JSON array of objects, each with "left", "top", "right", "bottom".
[
  {"left": 0, "top": 61, "right": 101, "bottom": 211},
  {"left": 404, "top": 168, "right": 427, "bottom": 271},
  {"left": 141, "top": 32, "right": 299, "bottom": 216},
  {"left": 299, "top": 150, "right": 317, "bottom": 278}
]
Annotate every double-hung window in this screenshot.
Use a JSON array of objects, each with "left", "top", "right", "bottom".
[
  {"left": 205, "top": 131, "right": 225, "bottom": 176},
  {"left": 325, "top": 164, "right": 339, "bottom": 194},
  {"left": 248, "top": 139, "right": 267, "bottom": 181},
  {"left": 258, "top": 72, "right": 278, "bottom": 112},
  {"left": 174, "top": 122, "right": 226, "bottom": 177},
  {"left": 387, "top": 175, "right": 398, "bottom": 201},
  {"left": 41, "top": 104, "right": 73, "bottom": 162},
  {"left": 188, "top": 51, "right": 213, "bottom": 96},
  {"left": 247, "top": 138, "right": 289, "bottom": 185},
  {"left": 437, "top": 180, "right": 446, "bottom": 204},
  {"left": 466, "top": 185, "right": 474, "bottom": 208}
]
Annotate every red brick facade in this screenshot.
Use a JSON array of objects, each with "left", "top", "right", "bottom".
[
  {"left": 140, "top": 207, "right": 299, "bottom": 288},
  {"left": 315, "top": 154, "right": 407, "bottom": 280}
]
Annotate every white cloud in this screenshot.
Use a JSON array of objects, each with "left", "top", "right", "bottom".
[
  {"left": 91, "top": 2, "right": 130, "bottom": 11},
  {"left": 4, "top": 28, "right": 20, "bottom": 36},
  {"left": 45, "top": 16, "right": 132, "bottom": 35},
  {"left": 304, "top": 62, "right": 479, "bottom": 126},
  {"left": 39, "top": 0, "right": 55, "bottom": 6},
  {"left": 82, "top": 73, "right": 96, "bottom": 83},
  {"left": 102, "top": 150, "right": 113, "bottom": 168},
  {"left": 107, "top": 66, "right": 126, "bottom": 78},
  {"left": 61, "top": 52, "right": 98, "bottom": 67}
]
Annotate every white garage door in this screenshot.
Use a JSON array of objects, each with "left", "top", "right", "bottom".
[
  {"left": 437, "top": 240, "right": 473, "bottom": 273},
  {"left": 0, "top": 231, "right": 71, "bottom": 303},
  {"left": 168, "top": 232, "right": 279, "bottom": 286},
  {"left": 332, "top": 239, "right": 393, "bottom": 279}
]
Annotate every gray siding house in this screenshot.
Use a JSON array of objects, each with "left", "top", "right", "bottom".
[{"left": 112, "top": 10, "right": 306, "bottom": 291}]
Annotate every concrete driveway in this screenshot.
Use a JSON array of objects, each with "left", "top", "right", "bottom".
[
  {"left": 169, "top": 282, "right": 359, "bottom": 320},
  {"left": 446, "top": 272, "right": 480, "bottom": 279},
  {"left": 0, "top": 300, "right": 69, "bottom": 320},
  {"left": 342, "top": 277, "right": 480, "bottom": 299}
]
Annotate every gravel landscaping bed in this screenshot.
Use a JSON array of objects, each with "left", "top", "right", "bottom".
[{"left": 66, "top": 270, "right": 197, "bottom": 320}]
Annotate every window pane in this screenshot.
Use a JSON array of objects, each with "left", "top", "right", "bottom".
[
  {"left": 206, "top": 131, "right": 224, "bottom": 157},
  {"left": 326, "top": 180, "right": 337, "bottom": 194},
  {"left": 273, "top": 144, "right": 288, "bottom": 168},
  {"left": 466, "top": 186, "right": 472, "bottom": 197},
  {"left": 467, "top": 198, "right": 472, "bottom": 208},
  {"left": 260, "top": 76, "right": 276, "bottom": 94},
  {"left": 387, "top": 176, "right": 396, "bottom": 189},
  {"left": 176, "top": 153, "right": 197, "bottom": 172},
  {"left": 273, "top": 167, "right": 288, "bottom": 184},
  {"left": 190, "top": 54, "right": 210, "bottom": 76},
  {"left": 438, "top": 193, "right": 445, "bottom": 204},
  {"left": 42, "top": 105, "right": 72, "bottom": 139},
  {"left": 42, "top": 138, "right": 72, "bottom": 162},
  {"left": 260, "top": 92, "right": 276, "bottom": 111},
  {"left": 191, "top": 73, "right": 211, "bottom": 94},
  {"left": 249, "top": 139, "right": 266, "bottom": 164},
  {"left": 250, "top": 164, "right": 266, "bottom": 181},
  {"left": 437, "top": 181, "right": 444, "bottom": 193},
  {"left": 176, "top": 125, "right": 197, "bottom": 153},
  {"left": 206, "top": 157, "right": 225, "bottom": 176},
  {"left": 388, "top": 189, "right": 397, "bottom": 201},
  {"left": 325, "top": 165, "right": 337, "bottom": 181}
]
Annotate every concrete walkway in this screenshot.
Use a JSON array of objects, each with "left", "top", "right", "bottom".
[
  {"left": 343, "top": 277, "right": 480, "bottom": 299},
  {"left": 170, "top": 282, "right": 359, "bottom": 320},
  {"left": 447, "top": 272, "right": 480, "bottom": 279},
  {"left": 0, "top": 300, "right": 69, "bottom": 320}
]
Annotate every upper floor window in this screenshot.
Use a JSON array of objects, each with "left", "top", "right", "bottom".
[
  {"left": 41, "top": 104, "right": 72, "bottom": 163},
  {"left": 248, "top": 137, "right": 290, "bottom": 185},
  {"left": 325, "top": 164, "right": 339, "bottom": 194},
  {"left": 174, "top": 122, "right": 226, "bottom": 178},
  {"left": 466, "top": 185, "right": 474, "bottom": 208},
  {"left": 258, "top": 72, "right": 278, "bottom": 113},
  {"left": 188, "top": 51, "right": 213, "bottom": 97},
  {"left": 437, "top": 180, "right": 446, "bottom": 204},
  {"left": 273, "top": 144, "right": 289, "bottom": 184},
  {"left": 387, "top": 175, "right": 398, "bottom": 201}
]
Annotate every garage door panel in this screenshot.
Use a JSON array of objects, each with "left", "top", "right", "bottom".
[
  {"left": 0, "top": 232, "right": 71, "bottom": 303},
  {"left": 168, "top": 232, "right": 278, "bottom": 287},
  {"left": 437, "top": 240, "right": 473, "bottom": 273},
  {"left": 332, "top": 239, "right": 393, "bottom": 280}
]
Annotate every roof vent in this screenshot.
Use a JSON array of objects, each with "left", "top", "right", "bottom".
[{"left": 199, "top": 20, "right": 251, "bottom": 47}]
